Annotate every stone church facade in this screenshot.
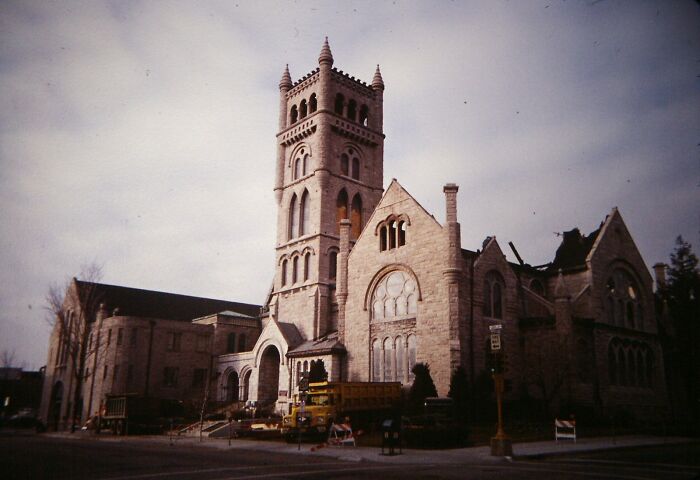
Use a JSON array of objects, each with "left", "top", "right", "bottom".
[{"left": 40, "top": 40, "right": 668, "bottom": 429}]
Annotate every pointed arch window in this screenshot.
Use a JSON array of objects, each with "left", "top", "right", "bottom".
[
  {"left": 329, "top": 250, "right": 337, "bottom": 280},
  {"left": 288, "top": 194, "right": 298, "bottom": 240},
  {"left": 379, "top": 218, "right": 408, "bottom": 251},
  {"left": 334, "top": 93, "right": 344, "bottom": 115},
  {"left": 628, "top": 349, "right": 637, "bottom": 386},
  {"left": 303, "top": 252, "right": 311, "bottom": 281},
  {"left": 293, "top": 158, "right": 301, "bottom": 180},
  {"left": 347, "top": 99, "right": 357, "bottom": 121},
  {"left": 398, "top": 221, "right": 406, "bottom": 246},
  {"left": 359, "top": 105, "right": 369, "bottom": 126},
  {"left": 340, "top": 154, "right": 349, "bottom": 176},
  {"left": 371, "top": 339, "right": 381, "bottom": 381},
  {"left": 300, "top": 190, "right": 310, "bottom": 236},
  {"left": 350, "top": 194, "right": 362, "bottom": 239},
  {"left": 389, "top": 221, "right": 397, "bottom": 249},
  {"left": 309, "top": 94, "right": 317, "bottom": 113},
  {"left": 608, "top": 343, "right": 617, "bottom": 385},
  {"left": 292, "top": 256, "right": 299, "bottom": 284},
  {"left": 618, "top": 348, "right": 627, "bottom": 386},
  {"left": 372, "top": 270, "right": 418, "bottom": 321},
  {"left": 483, "top": 271, "right": 505, "bottom": 319},
  {"left": 300, "top": 99, "right": 307, "bottom": 118},
  {"left": 351, "top": 157, "right": 360, "bottom": 180},
  {"left": 605, "top": 269, "right": 643, "bottom": 330},
  {"left": 281, "top": 259, "right": 288, "bottom": 287},
  {"left": 395, "top": 336, "right": 405, "bottom": 383},
  {"left": 407, "top": 335, "right": 417, "bottom": 381},
  {"left": 383, "top": 337, "right": 393, "bottom": 381},
  {"left": 336, "top": 189, "right": 348, "bottom": 233},
  {"left": 290, "top": 105, "right": 298, "bottom": 124},
  {"left": 302, "top": 154, "right": 309, "bottom": 176}
]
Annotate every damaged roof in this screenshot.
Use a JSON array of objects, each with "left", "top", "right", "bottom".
[{"left": 548, "top": 227, "right": 601, "bottom": 271}]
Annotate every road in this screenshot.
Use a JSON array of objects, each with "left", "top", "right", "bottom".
[{"left": 2, "top": 431, "right": 699, "bottom": 479}]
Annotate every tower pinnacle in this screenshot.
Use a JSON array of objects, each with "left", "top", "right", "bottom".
[
  {"left": 318, "top": 37, "right": 334, "bottom": 66},
  {"left": 279, "top": 64, "right": 292, "bottom": 90},
  {"left": 371, "top": 64, "right": 384, "bottom": 91}
]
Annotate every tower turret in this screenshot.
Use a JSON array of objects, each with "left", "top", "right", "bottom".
[
  {"left": 318, "top": 36, "right": 334, "bottom": 67},
  {"left": 270, "top": 39, "right": 385, "bottom": 341},
  {"left": 275, "top": 65, "right": 293, "bottom": 203},
  {"left": 371, "top": 65, "right": 384, "bottom": 132}
]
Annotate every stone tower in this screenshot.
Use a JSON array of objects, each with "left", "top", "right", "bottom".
[{"left": 269, "top": 39, "right": 385, "bottom": 341}]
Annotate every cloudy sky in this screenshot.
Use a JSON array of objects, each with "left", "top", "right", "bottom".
[{"left": 1, "top": 1, "right": 698, "bottom": 368}]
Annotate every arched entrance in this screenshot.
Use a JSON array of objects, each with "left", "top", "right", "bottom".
[
  {"left": 226, "top": 371, "right": 239, "bottom": 402},
  {"left": 49, "top": 382, "right": 64, "bottom": 431},
  {"left": 257, "top": 346, "right": 281, "bottom": 407},
  {"left": 241, "top": 370, "right": 251, "bottom": 402}
]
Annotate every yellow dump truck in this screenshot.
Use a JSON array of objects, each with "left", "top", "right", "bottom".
[{"left": 281, "top": 381, "right": 402, "bottom": 440}]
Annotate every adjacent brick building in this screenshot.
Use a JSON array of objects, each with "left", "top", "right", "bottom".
[{"left": 40, "top": 40, "right": 668, "bottom": 429}]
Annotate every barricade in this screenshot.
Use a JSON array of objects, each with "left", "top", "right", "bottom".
[
  {"left": 554, "top": 418, "right": 577, "bottom": 442},
  {"left": 310, "top": 423, "right": 356, "bottom": 451}
]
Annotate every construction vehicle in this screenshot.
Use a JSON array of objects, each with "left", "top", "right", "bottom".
[
  {"left": 100, "top": 394, "right": 183, "bottom": 435},
  {"left": 280, "top": 381, "right": 401, "bottom": 440}
]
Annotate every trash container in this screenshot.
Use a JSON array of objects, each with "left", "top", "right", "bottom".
[{"left": 380, "top": 418, "right": 402, "bottom": 456}]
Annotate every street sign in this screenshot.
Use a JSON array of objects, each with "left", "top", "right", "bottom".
[
  {"left": 490, "top": 333, "right": 501, "bottom": 351},
  {"left": 489, "top": 324, "right": 502, "bottom": 332}
]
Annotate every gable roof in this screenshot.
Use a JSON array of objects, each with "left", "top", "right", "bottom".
[
  {"left": 287, "top": 332, "right": 346, "bottom": 357},
  {"left": 74, "top": 280, "right": 261, "bottom": 322},
  {"left": 374, "top": 179, "right": 443, "bottom": 229},
  {"left": 276, "top": 321, "right": 304, "bottom": 349}
]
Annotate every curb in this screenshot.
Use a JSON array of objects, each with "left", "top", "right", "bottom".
[{"left": 513, "top": 438, "right": 700, "bottom": 461}]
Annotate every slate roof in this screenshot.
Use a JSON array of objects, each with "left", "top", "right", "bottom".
[
  {"left": 75, "top": 280, "right": 261, "bottom": 322},
  {"left": 287, "top": 332, "right": 346, "bottom": 357},
  {"left": 276, "top": 322, "right": 305, "bottom": 349}
]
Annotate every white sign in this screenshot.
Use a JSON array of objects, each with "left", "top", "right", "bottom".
[
  {"left": 490, "top": 333, "right": 501, "bottom": 351},
  {"left": 489, "top": 324, "right": 502, "bottom": 332}
]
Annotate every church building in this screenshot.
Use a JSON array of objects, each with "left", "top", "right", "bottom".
[{"left": 40, "top": 40, "right": 669, "bottom": 430}]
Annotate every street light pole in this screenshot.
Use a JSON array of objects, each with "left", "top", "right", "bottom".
[{"left": 489, "top": 324, "right": 512, "bottom": 457}]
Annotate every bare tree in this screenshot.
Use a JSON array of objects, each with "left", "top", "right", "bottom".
[
  {"left": 523, "top": 334, "right": 573, "bottom": 418},
  {"left": 1, "top": 349, "right": 17, "bottom": 368},
  {"left": 45, "top": 262, "right": 104, "bottom": 432}
]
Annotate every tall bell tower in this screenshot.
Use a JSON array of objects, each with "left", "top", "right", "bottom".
[{"left": 268, "top": 39, "right": 385, "bottom": 341}]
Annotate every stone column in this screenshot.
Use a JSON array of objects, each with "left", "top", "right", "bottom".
[
  {"left": 337, "top": 219, "right": 351, "bottom": 344},
  {"left": 442, "top": 183, "right": 462, "bottom": 373}
]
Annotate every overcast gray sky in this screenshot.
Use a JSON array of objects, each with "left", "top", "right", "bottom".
[{"left": 1, "top": 1, "right": 698, "bottom": 369}]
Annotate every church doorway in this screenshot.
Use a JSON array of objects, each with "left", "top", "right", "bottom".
[
  {"left": 257, "top": 346, "right": 281, "bottom": 407},
  {"left": 49, "top": 381, "right": 63, "bottom": 431},
  {"left": 242, "top": 370, "right": 251, "bottom": 402},
  {"left": 226, "top": 371, "right": 239, "bottom": 402}
]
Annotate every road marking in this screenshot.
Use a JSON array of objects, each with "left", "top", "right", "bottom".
[
  {"left": 99, "top": 462, "right": 350, "bottom": 480},
  {"left": 493, "top": 463, "right": 660, "bottom": 480},
  {"left": 550, "top": 458, "right": 700, "bottom": 471},
  {"left": 221, "top": 464, "right": 417, "bottom": 479}
]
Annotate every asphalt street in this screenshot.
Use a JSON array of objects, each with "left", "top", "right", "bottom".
[{"left": 2, "top": 432, "right": 699, "bottom": 479}]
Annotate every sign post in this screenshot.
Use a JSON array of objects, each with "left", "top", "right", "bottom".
[
  {"left": 489, "top": 324, "right": 512, "bottom": 457},
  {"left": 298, "top": 372, "right": 309, "bottom": 451}
]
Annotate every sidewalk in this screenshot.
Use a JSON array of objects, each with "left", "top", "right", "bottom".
[{"left": 45, "top": 431, "right": 698, "bottom": 465}]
